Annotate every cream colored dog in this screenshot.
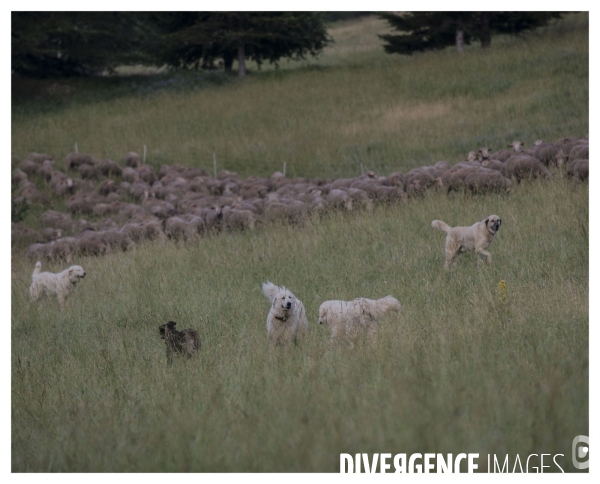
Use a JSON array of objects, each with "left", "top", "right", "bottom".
[
  {"left": 318, "top": 296, "right": 401, "bottom": 346},
  {"left": 432, "top": 215, "right": 502, "bottom": 269},
  {"left": 29, "top": 261, "right": 86, "bottom": 309},
  {"left": 262, "top": 281, "right": 308, "bottom": 346}
]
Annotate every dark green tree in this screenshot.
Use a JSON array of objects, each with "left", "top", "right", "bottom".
[
  {"left": 153, "top": 12, "right": 332, "bottom": 77},
  {"left": 12, "top": 12, "right": 154, "bottom": 77},
  {"left": 379, "top": 12, "right": 564, "bottom": 55}
]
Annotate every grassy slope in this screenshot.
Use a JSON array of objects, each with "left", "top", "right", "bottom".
[
  {"left": 11, "top": 14, "right": 589, "bottom": 472},
  {"left": 11, "top": 14, "right": 588, "bottom": 179}
]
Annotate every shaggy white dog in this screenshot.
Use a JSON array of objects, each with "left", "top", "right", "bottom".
[
  {"left": 29, "top": 261, "right": 86, "bottom": 309},
  {"left": 318, "top": 296, "right": 401, "bottom": 346},
  {"left": 262, "top": 281, "right": 308, "bottom": 346}
]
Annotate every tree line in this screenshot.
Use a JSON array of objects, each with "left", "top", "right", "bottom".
[{"left": 11, "top": 12, "right": 564, "bottom": 79}]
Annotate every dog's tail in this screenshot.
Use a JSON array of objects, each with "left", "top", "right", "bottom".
[
  {"left": 32, "top": 261, "right": 42, "bottom": 278},
  {"left": 372, "top": 296, "right": 402, "bottom": 318},
  {"left": 262, "top": 280, "right": 279, "bottom": 303},
  {"left": 432, "top": 220, "right": 452, "bottom": 233}
]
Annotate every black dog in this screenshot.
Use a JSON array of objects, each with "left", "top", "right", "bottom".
[{"left": 158, "top": 321, "right": 201, "bottom": 364}]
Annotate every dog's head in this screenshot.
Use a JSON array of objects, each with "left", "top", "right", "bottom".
[
  {"left": 68, "top": 265, "right": 86, "bottom": 284},
  {"left": 159, "top": 321, "right": 177, "bottom": 339},
  {"left": 262, "top": 281, "right": 296, "bottom": 319},
  {"left": 484, "top": 215, "right": 502, "bottom": 234},
  {"left": 318, "top": 301, "right": 336, "bottom": 325}
]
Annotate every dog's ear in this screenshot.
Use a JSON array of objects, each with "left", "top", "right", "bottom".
[
  {"left": 167, "top": 321, "right": 177, "bottom": 330},
  {"left": 159, "top": 325, "right": 166, "bottom": 336},
  {"left": 484, "top": 218, "right": 489, "bottom": 226},
  {"left": 262, "top": 281, "right": 279, "bottom": 303}
]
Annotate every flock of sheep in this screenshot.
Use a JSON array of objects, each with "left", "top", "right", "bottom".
[{"left": 12, "top": 135, "right": 588, "bottom": 263}]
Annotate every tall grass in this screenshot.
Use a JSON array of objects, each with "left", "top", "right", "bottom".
[
  {"left": 11, "top": 178, "right": 588, "bottom": 471},
  {"left": 11, "top": 13, "right": 588, "bottom": 179}
]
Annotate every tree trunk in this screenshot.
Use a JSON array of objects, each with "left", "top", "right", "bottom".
[
  {"left": 455, "top": 28, "right": 464, "bottom": 53},
  {"left": 223, "top": 52, "right": 234, "bottom": 72},
  {"left": 480, "top": 12, "right": 491, "bottom": 48},
  {"left": 237, "top": 40, "right": 246, "bottom": 78}
]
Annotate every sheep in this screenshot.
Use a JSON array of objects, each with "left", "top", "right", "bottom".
[
  {"left": 220, "top": 206, "right": 257, "bottom": 231},
  {"left": 137, "top": 164, "right": 158, "bottom": 185},
  {"left": 373, "top": 185, "right": 408, "bottom": 202},
  {"left": 122, "top": 167, "right": 140, "bottom": 184},
  {"left": 404, "top": 169, "right": 441, "bottom": 196},
  {"left": 11, "top": 169, "right": 28, "bottom": 188},
  {"left": 16, "top": 182, "right": 50, "bottom": 206},
  {"left": 50, "top": 172, "right": 75, "bottom": 197},
  {"left": 129, "top": 180, "right": 151, "bottom": 201},
  {"left": 39, "top": 210, "right": 73, "bottom": 230},
  {"left": 346, "top": 187, "right": 374, "bottom": 210},
  {"left": 569, "top": 143, "right": 589, "bottom": 162},
  {"left": 66, "top": 153, "right": 93, "bottom": 171},
  {"left": 326, "top": 189, "right": 353, "bottom": 211},
  {"left": 19, "top": 159, "right": 39, "bottom": 176},
  {"left": 464, "top": 170, "right": 512, "bottom": 194},
  {"left": 77, "top": 230, "right": 111, "bottom": 256},
  {"left": 530, "top": 143, "right": 567, "bottom": 167},
  {"left": 489, "top": 141, "right": 523, "bottom": 162},
  {"left": 41, "top": 228, "right": 63, "bottom": 242},
  {"left": 386, "top": 171, "right": 406, "bottom": 188},
  {"left": 125, "top": 152, "right": 142, "bottom": 168},
  {"left": 78, "top": 163, "right": 101, "bottom": 180},
  {"left": 567, "top": 159, "right": 589, "bottom": 182},
  {"left": 98, "top": 179, "right": 119, "bottom": 196},
  {"left": 98, "top": 159, "right": 123, "bottom": 177},
  {"left": 441, "top": 164, "right": 480, "bottom": 193},
  {"left": 505, "top": 155, "right": 552, "bottom": 182},
  {"left": 26, "top": 152, "right": 54, "bottom": 164},
  {"left": 164, "top": 216, "right": 198, "bottom": 240},
  {"left": 480, "top": 159, "right": 508, "bottom": 176},
  {"left": 11, "top": 222, "right": 41, "bottom": 247},
  {"left": 39, "top": 160, "right": 55, "bottom": 181}
]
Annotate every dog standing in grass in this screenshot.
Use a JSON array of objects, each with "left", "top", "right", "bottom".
[
  {"left": 432, "top": 215, "right": 502, "bottom": 269},
  {"left": 262, "top": 281, "right": 308, "bottom": 346},
  {"left": 318, "top": 296, "right": 401, "bottom": 347},
  {"left": 158, "top": 321, "right": 201, "bottom": 364},
  {"left": 29, "top": 261, "right": 86, "bottom": 309}
]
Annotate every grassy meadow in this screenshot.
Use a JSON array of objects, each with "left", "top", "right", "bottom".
[{"left": 11, "top": 13, "right": 589, "bottom": 472}]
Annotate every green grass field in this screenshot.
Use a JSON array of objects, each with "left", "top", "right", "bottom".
[{"left": 11, "top": 13, "right": 589, "bottom": 472}]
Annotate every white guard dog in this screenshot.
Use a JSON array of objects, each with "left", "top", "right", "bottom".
[
  {"left": 318, "top": 296, "right": 401, "bottom": 346},
  {"left": 29, "top": 261, "right": 87, "bottom": 309},
  {"left": 262, "top": 281, "right": 308, "bottom": 346}
]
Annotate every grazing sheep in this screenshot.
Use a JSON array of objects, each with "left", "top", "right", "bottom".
[
  {"left": 164, "top": 216, "right": 197, "bottom": 240},
  {"left": 66, "top": 153, "right": 93, "bottom": 171},
  {"left": 386, "top": 171, "right": 406, "bottom": 188},
  {"left": 50, "top": 172, "right": 75, "bottom": 197},
  {"left": 346, "top": 187, "right": 374, "bottom": 210},
  {"left": 39, "top": 160, "right": 55, "bottom": 181},
  {"left": 489, "top": 141, "right": 523, "bottom": 162},
  {"left": 122, "top": 167, "right": 140, "bottom": 184},
  {"left": 464, "top": 170, "right": 512, "bottom": 194},
  {"left": 567, "top": 159, "right": 589, "bottom": 182},
  {"left": 16, "top": 182, "right": 50, "bottom": 206},
  {"left": 221, "top": 206, "right": 256, "bottom": 231},
  {"left": 78, "top": 230, "right": 111, "bottom": 256},
  {"left": 530, "top": 143, "right": 567, "bottom": 167},
  {"left": 11, "top": 222, "right": 41, "bottom": 247},
  {"left": 78, "top": 163, "right": 101, "bottom": 180},
  {"left": 39, "top": 210, "right": 73, "bottom": 230},
  {"left": 98, "top": 159, "right": 123, "bottom": 177},
  {"left": 326, "top": 189, "right": 353, "bottom": 211},
  {"left": 11, "top": 169, "right": 28, "bottom": 188},
  {"left": 505, "top": 155, "right": 552, "bottom": 182},
  {"left": 569, "top": 143, "right": 589, "bottom": 162},
  {"left": 125, "top": 152, "right": 142, "bottom": 168},
  {"left": 26, "top": 152, "right": 54, "bottom": 164},
  {"left": 137, "top": 164, "right": 158, "bottom": 185},
  {"left": 19, "top": 159, "right": 39, "bottom": 176}
]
